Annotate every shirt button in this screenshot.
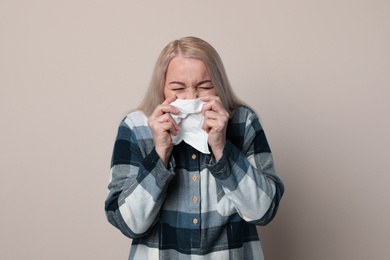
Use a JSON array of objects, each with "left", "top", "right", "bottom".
[
  {"left": 193, "top": 218, "right": 198, "bottom": 224},
  {"left": 192, "top": 175, "right": 197, "bottom": 181},
  {"left": 191, "top": 154, "right": 196, "bottom": 160},
  {"left": 193, "top": 196, "right": 198, "bottom": 202}
]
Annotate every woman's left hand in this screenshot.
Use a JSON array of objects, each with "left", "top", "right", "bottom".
[{"left": 200, "top": 95, "right": 229, "bottom": 161}]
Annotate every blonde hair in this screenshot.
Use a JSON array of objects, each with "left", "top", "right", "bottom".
[{"left": 138, "top": 36, "right": 241, "bottom": 116}]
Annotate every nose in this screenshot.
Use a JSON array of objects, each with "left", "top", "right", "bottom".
[{"left": 185, "top": 88, "right": 198, "bottom": 99}]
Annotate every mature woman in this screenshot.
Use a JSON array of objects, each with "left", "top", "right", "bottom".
[{"left": 105, "top": 36, "right": 284, "bottom": 259}]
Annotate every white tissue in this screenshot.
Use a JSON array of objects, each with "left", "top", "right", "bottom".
[{"left": 169, "top": 98, "right": 210, "bottom": 154}]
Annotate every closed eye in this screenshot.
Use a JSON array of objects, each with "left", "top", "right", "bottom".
[
  {"left": 195, "top": 80, "right": 213, "bottom": 90},
  {"left": 168, "top": 81, "right": 186, "bottom": 90}
]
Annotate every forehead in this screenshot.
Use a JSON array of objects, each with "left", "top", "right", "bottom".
[{"left": 166, "top": 56, "right": 209, "bottom": 79}]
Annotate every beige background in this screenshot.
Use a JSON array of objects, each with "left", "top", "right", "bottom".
[{"left": 1, "top": 0, "right": 389, "bottom": 259}]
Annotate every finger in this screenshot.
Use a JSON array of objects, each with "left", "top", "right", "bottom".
[
  {"left": 202, "top": 120, "right": 211, "bottom": 133},
  {"left": 151, "top": 104, "right": 179, "bottom": 119},
  {"left": 149, "top": 110, "right": 180, "bottom": 133},
  {"left": 202, "top": 100, "right": 228, "bottom": 117},
  {"left": 199, "top": 95, "right": 221, "bottom": 103},
  {"left": 203, "top": 120, "right": 225, "bottom": 134},
  {"left": 159, "top": 105, "right": 180, "bottom": 115},
  {"left": 204, "top": 110, "right": 221, "bottom": 120},
  {"left": 202, "top": 100, "right": 222, "bottom": 113},
  {"left": 157, "top": 113, "right": 180, "bottom": 131},
  {"left": 162, "top": 95, "right": 177, "bottom": 105},
  {"left": 150, "top": 95, "right": 179, "bottom": 118},
  {"left": 202, "top": 111, "right": 218, "bottom": 132},
  {"left": 203, "top": 110, "right": 228, "bottom": 130},
  {"left": 160, "top": 121, "right": 179, "bottom": 136},
  {"left": 202, "top": 119, "right": 224, "bottom": 134}
]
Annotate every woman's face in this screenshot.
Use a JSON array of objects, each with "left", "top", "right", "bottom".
[{"left": 164, "top": 56, "right": 217, "bottom": 100}]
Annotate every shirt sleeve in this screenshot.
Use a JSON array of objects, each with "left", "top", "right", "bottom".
[
  {"left": 104, "top": 117, "right": 176, "bottom": 238},
  {"left": 206, "top": 107, "right": 284, "bottom": 226}
]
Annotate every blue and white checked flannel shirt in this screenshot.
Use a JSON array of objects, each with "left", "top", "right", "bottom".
[{"left": 105, "top": 106, "right": 284, "bottom": 259}]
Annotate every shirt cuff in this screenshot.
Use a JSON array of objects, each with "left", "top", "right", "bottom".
[
  {"left": 141, "top": 148, "right": 176, "bottom": 188},
  {"left": 206, "top": 139, "right": 237, "bottom": 179}
]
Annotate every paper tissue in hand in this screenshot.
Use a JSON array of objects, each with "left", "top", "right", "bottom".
[{"left": 169, "top": 98, "right": 210, "bottom": 154}]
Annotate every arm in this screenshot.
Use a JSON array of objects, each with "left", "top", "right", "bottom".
[
  {"left": 104, "top": 116, "right": 176, "bottom": 239},
  {"left": 206, "top": 108, "right": 284, "bottom": 226}
]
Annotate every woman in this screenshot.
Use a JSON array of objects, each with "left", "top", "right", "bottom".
[{"left": 105, "top": 36, "right": 284, "bottom": 259}]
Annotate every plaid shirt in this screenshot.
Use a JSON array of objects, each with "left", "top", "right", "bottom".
[{"left": 105, "top": 106, "right": 284, "bottom": 259}]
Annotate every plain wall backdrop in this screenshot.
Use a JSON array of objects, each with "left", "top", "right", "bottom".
[{"left": 1, "top": 1, "right": 389, "bottom": 259}]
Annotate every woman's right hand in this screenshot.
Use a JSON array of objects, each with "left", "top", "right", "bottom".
[{"left": 147, "top": 95, "right": 180, "bottom": 168}]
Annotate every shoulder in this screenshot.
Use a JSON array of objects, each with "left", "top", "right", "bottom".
[
  {"left": 121, "top": 111, "right": 153, "bottom": 144},
  {"left": 230, "top": 105, "right": 260, "bottom": 125},
  {"left": 229, "top": 105, "right": 264, "bottom": 138},
  {"left": 121, "top": 110, "right": 149, "bottom": 129},
  {"left": 226, "top": 106, "right": 264, "bottom": 150},
  {"left": 115, "top": 111, "right": 150, "bottom": 142}
]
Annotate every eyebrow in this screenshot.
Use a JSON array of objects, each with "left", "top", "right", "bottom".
[
  {"left": 168, "top": 80, "right": 212, "bottom": 87},
  {"left": 195, "top": 80, "right": 212, "bottom": 87}
]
